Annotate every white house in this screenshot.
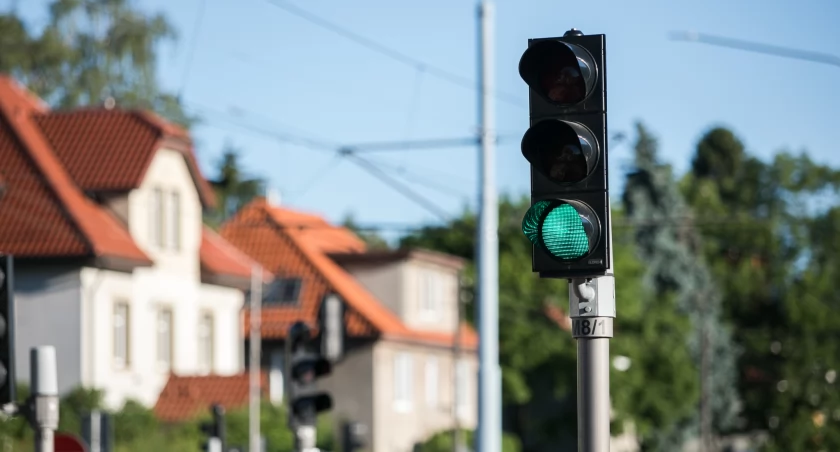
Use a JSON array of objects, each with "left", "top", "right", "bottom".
[{"left": 0, "top": 76, "right": 259, "bottom": 409}]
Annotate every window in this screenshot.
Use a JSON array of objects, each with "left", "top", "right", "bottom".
[
  {"left": 425, "top": 356, "right": 439, "bottom": 408},
  {"left": 269, "top": 351, "right": 285, "bottom": 404},
  {"left": 198, "top": 313, "right": 214, "bottom": 374},
  {"left": 393, "top": 352, "right": 413, "bottom": 411},
  {"left": 149, "top": 188, "right": 164, "bottom": 247},
  {"left": 156, "top": 308, "right": 173, "bottom": 370},
  {"left": 262, "top": 278, "right": 303, "bottom": 305},
  {"left": 420, "top": 270, "right": 443, "bottom": 319},
  {"left": 167, "top": 191, "right": 180, "bottom": 250},
  {"left": 455, "top": 359, "right": 469, "bottom": 417},
  {"left": 113, "top": 301, "right": 130, "bottom": 369}
]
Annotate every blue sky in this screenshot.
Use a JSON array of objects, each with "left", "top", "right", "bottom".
[{"left": 16, "top": 0, "right": 840, "bottom": 237}]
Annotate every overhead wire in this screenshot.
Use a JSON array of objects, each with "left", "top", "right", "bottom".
[
  {"left": 178, "top": 0, "right": 208, "bottom": 98},
  {"left": 342, "top": 152, "right": 453, "bottom": 221},
  {"left": 259, "top": 0, "right": 526, "bottom": 108}
]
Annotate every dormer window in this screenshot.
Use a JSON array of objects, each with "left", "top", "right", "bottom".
[
  {"left": 167, "top": 191, "right": 180, "bottom": 250},
  {"left": 150, "top": 188, "right": 164, "bottom": 247},
  {"left": 149, "top": 187, "right": 181, "bottom": 251},
  {"left": 420, "top": 270, "right": 443, "bottom": 320},
  {"left": 263, "top": 278, "right": 303, "bottom": 305}
]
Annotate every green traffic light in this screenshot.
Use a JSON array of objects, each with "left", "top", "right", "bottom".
[
  {"left": 522, "top": 200, "right": 598, "bottom": 260},
  {"left": 541, "top": 204, "right": 590, "bottom": 259}
]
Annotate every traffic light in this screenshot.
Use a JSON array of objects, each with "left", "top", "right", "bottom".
[
  {"left": 518, "top": 29, "right": 610, "bottom": 278},
  {"left": 0, "top": 255, "right": 15, "bottom": 406},
  {"left": 199, "top": 404, "right": 225, "bottom": 452},
  {"left": 286, "top": 321, "right": 332, "bottom": 430},
  {"left": 341, "top": 421, "right": 367, "bottom": 452}
]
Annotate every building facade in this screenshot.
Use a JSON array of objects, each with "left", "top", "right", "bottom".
[
  {"left": 219, "top": 197, "right": 479, "bottom": 452},
  {"left": 0, "top": 76, "right": 257, "bottom": 408}
]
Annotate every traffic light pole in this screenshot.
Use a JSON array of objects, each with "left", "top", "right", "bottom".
[{"left": 569, "top": 275, "right": 615, "bottom": 452}]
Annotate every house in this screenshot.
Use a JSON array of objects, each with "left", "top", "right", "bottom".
[
  {"left": 0, "top": 76, "right": 260, "bottom": 409},
  {"left": 214, "top": 197, "right": 479, "bottom": 452}
]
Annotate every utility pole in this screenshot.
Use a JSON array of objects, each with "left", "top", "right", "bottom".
[
  {"left": 452, "top": 276, "right": 468, "bottom": 452},
  {"left": 27, "top": 346, "right": 59, "bottom": 452},
  {"left": 249, "top": 265, "right": 263, "bottom": 452},
  {"left": 476, "top": 1, "right": 501, "bottom": 452}
]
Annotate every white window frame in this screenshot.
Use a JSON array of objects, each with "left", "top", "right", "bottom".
[
  {"left": 425, "top": 356, "right": 439, "bottom": 408},
  {"left": 269, "top": 350, "right": 285, "bottom": 404},
  {"left": 156, "top": 307, "right": 173, "bottom": 371},
  {"left": 393, "top": 352, "right": 413, "bottom": 412},
  {"left": 420, "top": 270, "right": 442, "bottom": 320},
  {"left": 167, "top": 191, "right": 180, "bottom": 250},
  {"left": 113, "top": 301, "right": 130, "bottom": 369},
  {"left": 149, "top": 187, "right": 164, "bottom": 247},
  {"left": 455, "top": 359, "right": 468, "bottom": 418},
  {"left": 197, "top": 312, "right": 214, "bottom": 375}
]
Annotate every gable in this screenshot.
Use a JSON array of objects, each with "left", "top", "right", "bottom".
[
  {"left": 0, "top": 76, "right": 151, "bottom": 266},
  {"left": 221, "top": 207, "right": 377, "bottom": 339},
  {"left": 34, "top": 109, "right": 216, "bottom": 208}
]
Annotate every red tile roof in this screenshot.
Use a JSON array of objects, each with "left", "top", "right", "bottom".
[
  {"left": 153, "top": 372, "right": 268, "bottom": 423},
  {"left": 0, "top": 76, "right": 151, "bottom": 264},
  {"left": 34, "top": 108, "right": 216, "bottom": 208},
  {"left": 221, "top": 198, "right": 478, "bottom": 349},
  {"left": 0, "top": 76, "right": 257, "bottom": 281},
  {"left": 200, "top": 226, "right": 272, "bottom": 282}
]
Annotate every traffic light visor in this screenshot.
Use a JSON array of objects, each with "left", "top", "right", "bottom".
[
  {"left": 522, "top": 119, "right": 598, "bottom": 184},
  {"left": 519, "top": 40, "right": 596, "bottom": 105},
  {"left": 522, "top": 200, "right": 601, "bottom": 261}
]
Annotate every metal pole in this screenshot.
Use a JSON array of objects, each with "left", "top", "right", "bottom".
[
  {"left": 249, "top": 265, "right": 263, "bottom": 452},
  {"left": 453, "top": 277, "right": 465, "bottom": 452},
  {"left": 476, "top": 1, "right": 500, "bottom": 452},
  {"left": 570, "top": 277, "right": 615, "bottom": 452},
  {"left": 28, "top": 346, "right": 59, "bottom": 452}
]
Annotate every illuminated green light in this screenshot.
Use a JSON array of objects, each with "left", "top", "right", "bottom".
[
  {"left": 522, "top": 200, "right": 552, "bottom": 245},
  {"left": 541, "top": 204, "right": 590, "bottom": 259}
]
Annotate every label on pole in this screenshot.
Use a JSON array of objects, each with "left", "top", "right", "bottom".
[{"left": 571, "top": 317, "right": 614, "bottom": 339}]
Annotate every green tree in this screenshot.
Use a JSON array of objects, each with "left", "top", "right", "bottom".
[
  {"left": 0, "top": 0, "right": 191, "bottom": 126},
  {"left": 206, "top": 143, "right": 266, "bottom": 228},
  {"left": 623, "top": 122, "right": 739, "bottom": 450},
  {"left": 682, "top": 127, "right": 840, "bottom": 449}
]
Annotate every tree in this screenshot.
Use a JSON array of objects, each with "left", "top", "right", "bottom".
[
  {"left": 682, "top": 127, "right": 840, "bottom": 449},
  {"left": 0, "top": 0, "right": 191, "bottom": 126},
  {"left": 623, "top": 122, "right": 739, "bottom": 450},
  {"left": 206, "top": 143, "right": 265, "bottom": 228}
]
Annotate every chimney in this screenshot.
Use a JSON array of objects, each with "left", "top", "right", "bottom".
[{"left": 266, "top": 187, "right": 282, "bottom": 206}]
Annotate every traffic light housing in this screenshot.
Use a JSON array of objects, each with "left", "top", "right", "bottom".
[
  {"left": 286, "top": 321, "right": 333, "bottom": 428},
  {"left": 199, "top": 404, "right": 226, "bottom": 451},
  {"left": 518, "top": 29, "right": 610, "bottom": 278},
  {"left": 342, "top": 421, "right": 367, "bottom": 452},
  {"left": 0, "top": 255, "right": 15, "bottom": 406}
]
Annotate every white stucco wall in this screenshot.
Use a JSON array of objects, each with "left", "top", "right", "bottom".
[{"left": 76, "top": 148, "right": 245, "bottom": 409}]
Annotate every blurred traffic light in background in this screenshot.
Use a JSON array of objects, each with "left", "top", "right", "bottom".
[
  {"left": 0, "top": 255, "right": 15, "bottom": 407},
  {"left": 518, "top": 29, "right": 610, "bottom": 278},
  {"left": 286, "top": 321, "right": 333, "bottom": 430}
]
